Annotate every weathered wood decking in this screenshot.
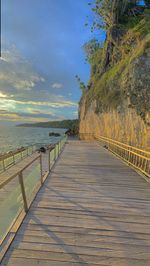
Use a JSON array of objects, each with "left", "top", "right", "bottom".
[{"left": 2, "top": 140, "right": 150, "bottom": 266}]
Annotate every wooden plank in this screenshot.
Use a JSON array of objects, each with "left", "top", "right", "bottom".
[
  {"left": 2, "top": 140, "right": 150, "bottom": 265},
  {"left": 3, "top": 249, "right": 150, "bottom": 265},
  {"left": 12, "top": 233, "right": 150, "bottom": 247},
  {"left": 7, "top": 243, "right": 150, "bottom": 259},
  {"left": 1, "top": 257, "right": 100, "bottom": 266}
]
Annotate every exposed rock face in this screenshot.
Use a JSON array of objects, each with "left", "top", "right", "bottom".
[
  {"left": 80, "top": 99, "right": 149, "bottom": 148},
  {"left": 79, "top": 19, "right": 150, "bottom": 149},
  {"left": 123, "top": 46, "right": 150, "bottom": 124}
]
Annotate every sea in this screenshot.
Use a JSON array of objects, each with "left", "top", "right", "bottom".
[{"left": 0, "top": 125, "right": 66, "bottom": 154}]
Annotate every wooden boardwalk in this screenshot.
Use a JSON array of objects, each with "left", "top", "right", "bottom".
[{"left": 2, "top": 140, "right": 150, "bottom": 266}]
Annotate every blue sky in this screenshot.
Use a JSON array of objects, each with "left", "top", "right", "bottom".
[{"left": 0, "top": 0, "right": 105, "bottom": 124}]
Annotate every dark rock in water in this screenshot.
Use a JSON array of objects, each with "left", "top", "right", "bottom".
[
  {"left": 39, "top": 147, "right": 46, "bottom": 153},
  {"left": 49, "top": 132, "right": 61, "bottom": 137},
  {"left": 65, "top": 128, "right": 78, "bottom": 136}
]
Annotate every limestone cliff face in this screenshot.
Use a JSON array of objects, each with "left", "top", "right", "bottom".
[
  {"left": 79, "top": 99, "right": 149, "bottom": 148},
  {"left": 79, "top": 18, "right": 150, "bottom": 149}
]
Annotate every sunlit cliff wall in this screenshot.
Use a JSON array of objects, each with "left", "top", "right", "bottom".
[{"left": 79, "top": 16, "right": 150, "bottom": 150}]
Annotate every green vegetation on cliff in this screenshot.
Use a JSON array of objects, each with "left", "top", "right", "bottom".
[{"left": 79, "top": 1, "right": 150, "bottom": 125}]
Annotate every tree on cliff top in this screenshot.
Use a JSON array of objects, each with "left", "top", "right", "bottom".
[
  {"left": 89, "top": 0, "right": 129, "bottom": 29},
  {"left": 87, "top": 0, "right": 147, "bottom": 70},
  {"left": 75, "top": 75, "right": 86, "bottom": 94},
  {"left": 88, "top": 0, "right": 148, "bottom": 31},
  {"left": 145, "top": 0, "right": 150, "bottom": 8},
  {"left": 83, "top": 39, "right": 101, "bottom": 62}
]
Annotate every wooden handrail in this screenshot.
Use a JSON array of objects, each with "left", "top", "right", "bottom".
[
  {"left": 95, "top": 135, "right": 150, "bottom": 156},
  {"left": 80, "top": 133, "right": 150, "bottom": 155},
  {"left": 0, "top": 154, "right": 41, "bottom": 189},
  {"left": 79, "top": 133, "right": 150, "bottom": 178},
  {"left": 0, "top": 135, "right": 67, "bottom": 249},
  {"left": 0, "top": 145, "right": 37, "bottom": 174},
  {"left": 0, "top": 145, "right": 36, "bottom": 160}
]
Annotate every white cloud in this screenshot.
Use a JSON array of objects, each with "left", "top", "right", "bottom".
[
  {"left": 0, "top": 109, "right": 66, "bottom": 123},
  {"left": 0, "top": 91, "right": 8, "bottom": 98},
  {"left": 14, "top": 80, "right": 35, "bottom": 90},
  {"left": 0, "top": 47, "right": 78, "bottom": 122},
  {"left": 0, "top": 47, "right": 45, "bottom": 91},
  {"left": 73, "top": 111, "right": 78, "bottom": 117},
  {"left": 0, "top": 98, "right": 78, "bottom": 109},
  {"left": 0, "top": 48, "right": 19, "bottom": 63},
  {"left": 52, "top": 83, "right": 63, "bottom": 89}
]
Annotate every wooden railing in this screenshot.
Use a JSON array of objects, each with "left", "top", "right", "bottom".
[
  {"left": 0, "top": 145, "right": 37, "bottom": 174},
  {"left": 80, "top": 133, "right": 150, "bottom": 178},
  {"left": 0, "top": 135, "right": 67, "bottom": 250}
]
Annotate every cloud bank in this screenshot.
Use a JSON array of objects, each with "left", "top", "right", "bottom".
[{"left": 0, "top": 47, "right": 78, "bottom": 123}]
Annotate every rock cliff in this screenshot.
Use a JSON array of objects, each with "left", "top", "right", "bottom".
[{"left": 79, "top": 15, "right": 150, "bottom": 149}]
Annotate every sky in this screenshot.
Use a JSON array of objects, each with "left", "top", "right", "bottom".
[{"left": 0, "top": 0, "right": 105, "bottom": 124}]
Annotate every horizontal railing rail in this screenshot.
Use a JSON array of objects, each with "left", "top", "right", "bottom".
[
  {"left": 0, "top": 154, "right": 41, "bottom": 190},
  {"left": 0, "top": 135, "right": 67, "bottom": 249},
  {"left": 95, "top": 135, "right": 150, "bottom": 157},
  {"left": 0, "top": 145, "right": 37, "bottom": 174},
  {"left": 80, "top": 133, "right": 150, "bottom": 178}
]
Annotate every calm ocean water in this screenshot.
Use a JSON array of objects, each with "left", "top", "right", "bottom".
[{"left": 0, "top": 125, "right": 66, "bottom": 154}]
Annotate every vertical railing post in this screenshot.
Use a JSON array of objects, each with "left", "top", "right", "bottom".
[
  {"left": 54, "top": 145, "right": 56, "bottom": 161},
  {"left": 40, "top": 154, "right": 43, "bottom": 184},
  {"left": 19, "top": 172, "right": 28, "bottom": 212},
  {"left": 59, "top": 141, "right": 60, "bottom": 154},
  {"left": 144, "top": 159, "right": 148, "bottom": 174},
  {"left": 127, "top": 147, "right": 129, "bottom": 162},
  {"left": 107, "top": 140, "right": 109, "bottom": 151},
  {"left": 48, "top": 149, "right": 51, "bottom": 172},
  {"left": 3, "top": 159, "right": 5, "bottom": 172},
  {"left": 57, "top": 143, "right": 59, "bottom": 156},
  {"left": 56, "top": 144, "right": 58, "bottom": 159},
  {"left": 13, "top": 154, "right": 15, "bottom": 165}
]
